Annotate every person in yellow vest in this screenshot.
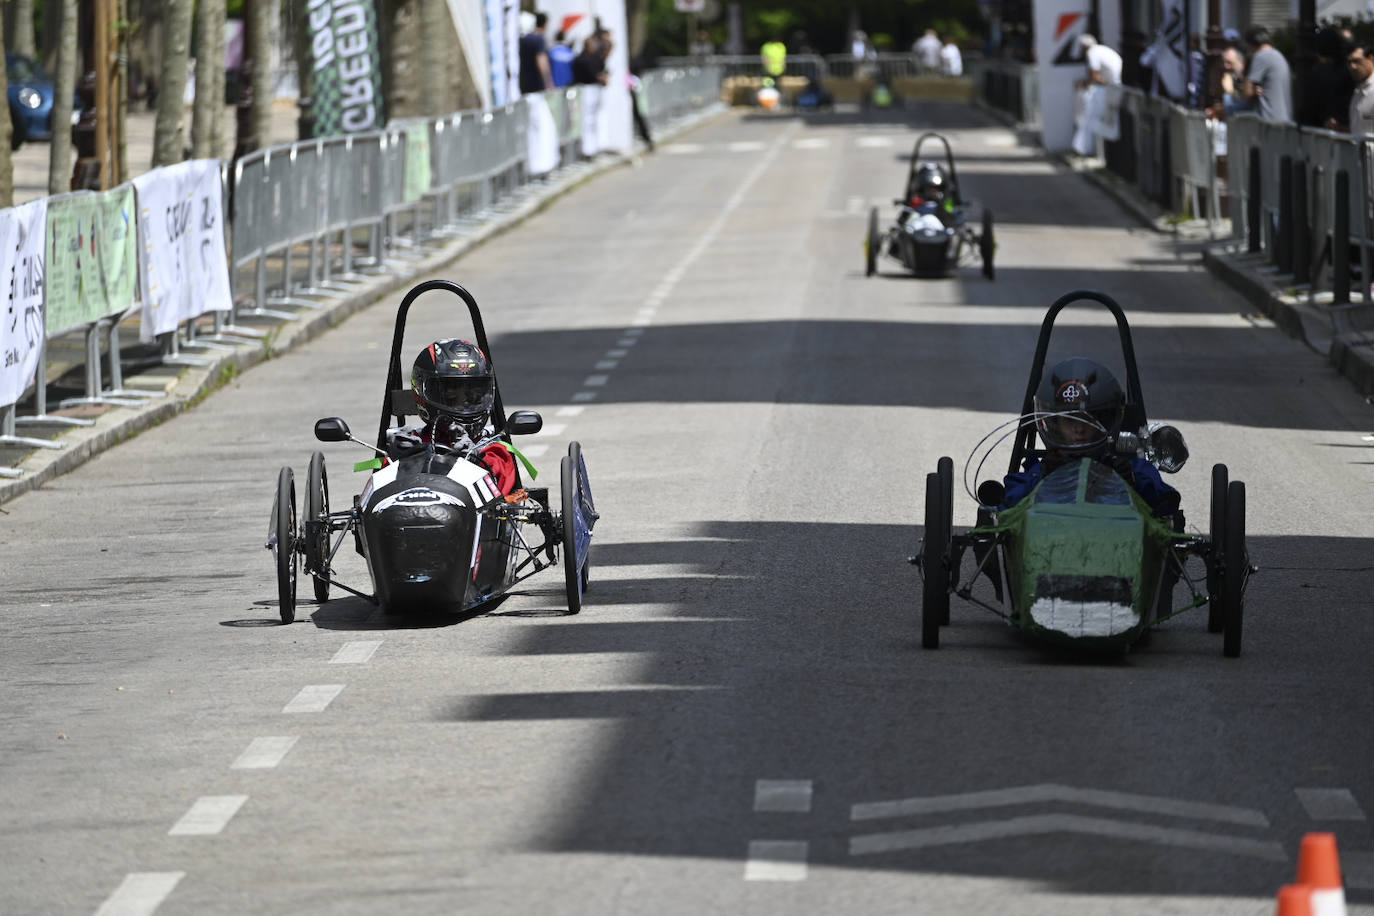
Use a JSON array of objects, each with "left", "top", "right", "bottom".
[{"left": 760, "top": 36, "right": 787, "bottom": 87}]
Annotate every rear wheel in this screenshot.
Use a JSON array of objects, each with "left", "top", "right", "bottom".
[
  {"left": 1222, "top": 481, "right": 1246, "bottom": 658},
  {"left": 305, "top": 451, "right": 330, "bottom": 603},
  {"left": 936, "top": 456, "right": 953, "bottom": 625},
  {"left": 866, "top": 207, "right": 879, "bottom": 276},
  {"left": 561, "top": 453, "right": 582, "bottom": 615},
  {"left": 273, "top": 467, "right": 298, "bottom": 624},
  {"left": 1207, "top": 463, "right": 1228, "bottom": 633},
  {"left": 920, "top": 458, "right": 954, "bottom": 648},
  {"left": 980, "top": 209, "right": 995, "bottom": 280}
]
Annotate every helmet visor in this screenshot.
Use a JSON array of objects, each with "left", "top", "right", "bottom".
[
  {"left": 1035, "top": 401, "right": 1119, "bottom": 452},
  {"left": 419, "top": 375, "right": 494, "bottom": 419}
]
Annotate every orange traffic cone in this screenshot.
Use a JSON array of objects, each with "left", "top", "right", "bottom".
[
  {"left": 1276, "top": 885, "right": 1314, "bottom": 916},
  {"left": 1296, "top": 832, "right": 1347, "bottom": 916}
]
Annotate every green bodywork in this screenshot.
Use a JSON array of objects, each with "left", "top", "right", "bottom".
[{"left": 979, "top": 459, "right": 1179, "bottom": 648}]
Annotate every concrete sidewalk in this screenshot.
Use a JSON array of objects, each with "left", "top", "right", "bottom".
[{"left": 0, "top": 104, "right": 723, "bottom": 505}]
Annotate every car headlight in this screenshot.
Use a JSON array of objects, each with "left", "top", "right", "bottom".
[{"left": 17, "top": 87, "right": 41, "bottom": 109}]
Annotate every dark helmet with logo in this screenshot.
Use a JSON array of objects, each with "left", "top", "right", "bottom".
[
  {"left": 411, "top": 338, "right": 494, "bottom": 440},
  {"left": 914, "top": 162, "right": 949, "bottom": 201},
  {"left": 1033, "top": 357, "right": 1125, "bottom": 454}
]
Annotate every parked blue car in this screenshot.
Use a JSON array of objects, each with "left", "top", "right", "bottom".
[{"left": 7, "top": 52, "right": 60, "bottom": 150}]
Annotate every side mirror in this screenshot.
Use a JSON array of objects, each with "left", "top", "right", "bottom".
[
  {"left": 977, "top": 479, "right": 1006, "bottom": 507},
  {"left": 507, "top": 410, "right": 543, "bottom": 436},
  {"left": 1148, "top": 423, "right": 1188, "bottom": 473},
  {"left": 314, "top": 417, "right": 351, "bottom": 442}
]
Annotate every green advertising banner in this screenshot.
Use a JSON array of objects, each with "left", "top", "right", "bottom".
[
  {"left": 45, "top": 185, "right": 138, "bottom": 335},
  {"left": 307, "top": 0, "right": 386, "bottom": 136},
  {"left": 403, "top": 123, "right": 431, "bottom": 204}
]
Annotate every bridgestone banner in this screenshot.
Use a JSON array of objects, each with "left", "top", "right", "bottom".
[
  {"left": 307, "top": 0, "right": 386, "bottom": 136},
  {"left": 0, "top": 198, "right": 48, "bottom": 409},
  {"left": 134, "top": 161, "right": 233, "bottom": 342},
  {"left": 46, "top": 186, "right": 138, "bottom": 337}
]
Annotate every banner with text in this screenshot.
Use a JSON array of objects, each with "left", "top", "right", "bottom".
[
  {"left": 134, "top": 161, "right": 233, "bottom": 342},
  {"left": 1033, "top": 0, "right": 1091, "bottom": 152},
  {"left": 46, "top": 186, "right": 138, "bottom": 337},
  {"left": 306, "top": 0, "right": 386, "bottom": 135},
  {"left": 0, "top": 198, "right": 48, "bottom": 408}
]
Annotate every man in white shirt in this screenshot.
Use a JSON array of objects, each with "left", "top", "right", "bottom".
[
  {"left": 914, "top": 29, "right": 942, "bottom": 71},
  {"left": 1080, "top": 33, "right": 1123, "bottom": 85},
  {"left": 940, "top": 38, "right": 963, "bottom": 76},
  {"left": 1348, "top": 43, "right": 1374, "bottom": 136},
  {"left": 1072, "top": 35, "right": 1123, "bottom": 155}
]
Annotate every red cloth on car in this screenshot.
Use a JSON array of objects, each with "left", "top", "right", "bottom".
[{"left": 479, "top": 442, "right": 518, "bottom": 494}]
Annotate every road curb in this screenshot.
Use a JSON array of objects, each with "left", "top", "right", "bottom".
[{"left": 0, "top": 106, "right": 727, "bottom": 507}]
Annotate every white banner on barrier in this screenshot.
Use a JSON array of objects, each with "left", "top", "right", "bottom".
[
  {"left": 526, "top": 93, "right": 561, "bottom": 175},
  {"left": 134, "top": 160, "right": 232, "bottom": 342},
  {"left": 1034, "top": 0, "right": 1091, "bottom": 152},
  {"left": 0, "top": 198, "right": 48, "bottom": 409},
  {"left": 539, "top": 0, "right": 631, "bottom": 154}
]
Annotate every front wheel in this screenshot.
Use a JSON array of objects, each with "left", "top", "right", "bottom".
[
  {"left": 305, "top": 451, "right": 331, "bottom": 603},
  {"left": 1207, "top": 463, "right": 1228, "bottom": 633},
  {"left": 980, "top": 209, "right": 995, "bottom": 280},
  {"left": 866, "top": 207, "right": 879, "bottom": 276},
  {"left": 561, "top": 444, "right": 594, "bottom": 616},
  {"left": 1222, "top": 480, "right": 1246, "bottom": 658},
  {"left": 272, "top": 466, "right": 299, "bottom": 624},
  {"left": 920, "top": 459, "right": 953, "bottom": 648}
]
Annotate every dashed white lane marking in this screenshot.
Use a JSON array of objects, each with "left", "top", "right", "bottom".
[
  {"left": 231, "top": 737, "right": 299, "bottom": 770},
  {"left": 851, "top": 784, "right": 1269, "bottom": 827},
  {"left": 849, "top": 814, "right": 1286, "bottom": 860},
  {"left": 623, "top": 327, "right": 644, "bottom": 336},
  {"left": 792, "top": 137, "right": 829, "bottom": 149},
  {"left": 615, "top": 338, "right": 637, "bottom": 347},
  {"left": 520, "top": 443, "right": 550, "bottom": 458},
  {"left": 282, "top": 684, "right": 345, "bottom": 714},
  {"left": 855, "top": 135, "right": 894, "bottom": 148},
  {"left": 662, "top": 142, "right": 705, "bottom": 154},
  {"left": 571, "top": 391, "right": 598, "bottom": 403},
  {"left": 539, "top": 423, "right": 566, "bottom": 437},
  {"left": 744, "top": 840, "right": 809, "bottom": 881},
  {"left": 755, "top": 779, "right": 814, "bottom": 813},
  {"left": 583, "top": 375, "right": 609, "bottom": 387},
  {"left": 94, "top": 872, "right": 185, "bottom": 916},
  {"left": 330, "top": 640, "right": 382, "bottom": 664},
  {"left": 556, "top": 405, "right": 586, "bottom": 417},
  {"left": 594, "top": 360, "right": 618, "bottom": 370},
  {"left": 168, "top": 796, "right": 248, "bottom": 836},
  {"left": 606, "top": 349, "right": 628, "bottom": 358},
  {"left": 1296, "top": 788, "right": 1367, "bottom": 821},
  {"left": 727, "top": 140, "right": 767, "bottom": 152}
]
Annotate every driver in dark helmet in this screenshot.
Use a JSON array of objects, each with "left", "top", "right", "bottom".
[
  {"left": 903, "top": 162, "right": 956, "bottom": 225},
  {"left": 1001, "top": 357, "right": 1179, "bottom": 516},
  {"left": 390, "top": 338, "right": 518, "bottom": 494}
]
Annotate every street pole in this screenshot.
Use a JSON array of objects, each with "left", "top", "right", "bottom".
[
  {"left": 1203, "top": 0, "right": 1223, "bottom": 111},
  {"left": 93, "top": 0, "right": 109, "bottom": 189}
]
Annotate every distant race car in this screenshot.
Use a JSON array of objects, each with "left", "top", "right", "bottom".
[
  {"left": 914, "top": 290, "right": 1252, "bottom": 656},
  {"left": 266, "top": 279, "right": 598, "bottom": 623},
  {"left": 865, "top": 131, "right": 994, "bottom": 280}
]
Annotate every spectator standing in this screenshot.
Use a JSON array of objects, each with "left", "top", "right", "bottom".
[
  {"left": 940, "top": 36, "right": 963, "bottom": 76},
  {"left": 574, "top": 34, "right": 609, "bottom": 157},
  {"left": 1349, "top": 43, "right": 1374, "bottom": 136},
  {"left": 1298, "top": 29, "right": 1353, "bottom": 129},
  {"left": 761, "top": 35, "right": 787, "bottom": 85},
  {"left": 549, "top": 30, "right": 575, "bottom": 88},
  {"left": 914, "top": 29, "right": 942, "bottom": 71},
  {"left": 689, "top": 29, "right": 715, "bottom": 58},
  {"left": 518, "top": 12, "right": 554, "bottom": 95},
  {"left": 1241, "top": 27, "right": 1292, "bottom": 123}
]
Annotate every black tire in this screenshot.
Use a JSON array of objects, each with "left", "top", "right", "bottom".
[
  {"left": 273, "top": 466, "right": 298, "bottom": 624},
  {"left": 866, "top": 207, "right": 879, "bottom": 277},
  {"left": 305, "top": 451, "right": 331, "bottom": 603},
  {"left": 981, "top": 209, "right": 995, "bottom": 280},
  {"left": 1207, "top": 463, "right": 1228, "bottom": 633},
  {"left": 936, "top": 456, "right": 954, "bottom": 625},
  {"left": 561, "top": 454, "right": 582, "bottom": 615},
  {"left": 1222, "top": 480, "right": 1246, "bottom": 658},
  {"left": 569, "top": 440, "right": 592, "bottom": 594},
  {"left": 921, "top": 473, "right": 949, "bottom": 648}
]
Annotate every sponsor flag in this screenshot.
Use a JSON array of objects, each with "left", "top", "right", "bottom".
[{"left": 306, "top": 0, "right": 386, "bottom": 135}]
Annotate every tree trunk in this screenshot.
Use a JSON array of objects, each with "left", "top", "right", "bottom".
[
  {"left": 11, "top": 0, "right": 36, "bottom": 58},
  {"left": 191, "top": 0, "right": 223, "bottom": 156},
  {"left": 152, "top": 0, "right": 192, "bottom": 166},
  {"left": 384, "top": 0, "right": 420, "bottom": 119},
  {"left": 115, "top": 0, "right": 130, "bottom": 180},
  {"left": 0, "top": 3, "right": 14, "bottom": 207},
  {"left": 251, "top": 0, "right": 273, "bottom": 146},
  {"left": 627, "top": 0, "right": 649, "bottom": 63},
  {"left": 46, "top": 0, "right": 75, "bottom": 195},
  {"left": 208, "top": 0, "right": 225, "bottom": 154},
  {"left": 419, "top": 0, "right": 443, "bottom": 114}
]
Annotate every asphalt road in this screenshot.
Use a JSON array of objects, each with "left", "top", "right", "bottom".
[{"left": 2, "top": 102, "right": 1373, "bottom": 915}]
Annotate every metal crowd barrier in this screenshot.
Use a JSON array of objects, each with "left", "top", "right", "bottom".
[
  {"left": 972, "top": 58, "right": 1039, "bottom": 126},
  {"left": 638, "top": 66, "right": 721, "bottom": 132}
]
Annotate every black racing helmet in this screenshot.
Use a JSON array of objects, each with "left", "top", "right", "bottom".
[
  {"left": 1033, "top": 357, "right": 1125, "bottom": 454},
  {"left": 411, "top": 338, "right": 495, "bottom": 438},
  {"left": 914, "top": 162, "right": 949, "bottom": 200}
]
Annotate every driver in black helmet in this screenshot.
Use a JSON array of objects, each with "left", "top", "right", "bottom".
[
  {"left": 390, "top": 338, "right": 518, "bottom": 494},
  {"left": 903, "top": 162, "right": 956, "bottom": 226},
  {"left": 1001, "top": 357, "right": 1179, "bottom": 516}
]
